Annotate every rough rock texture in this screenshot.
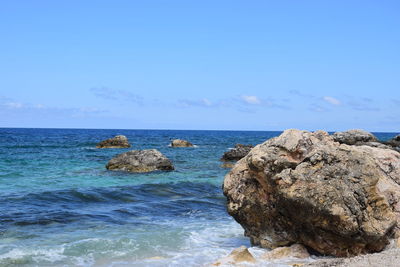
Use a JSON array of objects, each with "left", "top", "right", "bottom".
[
  {"left": 305, "top": 248, "right": 400, "bottom": 267},
  {"left": 221, "top": 144, "right": 254, "bottom": 161},
  {"left": 212, "top": 246, "right": 255, "bottom": 266},
  {"left": 106, "top": 149, "right": 174, "bottom": 173},
  {"left": 223, "top": 129, "right": 400, "bottom": 257},
  {"left": 96, "top": 135, "right": 131, "bottom": 148},
  {"left": 262, "top": 244, "right": 310, "bottom": 260},
  {"left": 386, "top": 135, "right": 400, "bottom": 152},
  {"left": 332, "top": 129, "right": 378, "bottom": 145},
  {"left": 220, "top": 162, "right": 235, "bottom": 169},
  {"left": 170, "top": 139, "right": 194, "bottom": 147}
]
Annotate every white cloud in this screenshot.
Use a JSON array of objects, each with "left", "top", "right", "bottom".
[
  {"left": 323, "top": 96, "right": 341, "bottom": 105},
  {"left": 241, "top": 95, "right": 261, "bottom": 105},
  {"left": 201, "top": 98, "right": 212, "bottom": 106},
  {"left": 4, "top": 102, "right": 24, "bottom": 109}
]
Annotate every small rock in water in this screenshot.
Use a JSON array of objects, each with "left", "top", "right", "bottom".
[
  {"left": 170, "top": 139, "right": 194, "bottom": 147},
  {"left": 261, "top": 244, "right": 310, "bottom": 260},
  {"left": 96, "top": 135, "right": 131, "bottom": 148},
  {"left": 212, "top": 246, "right": 256, "bottom": 266},
  {"left": 221, "top": 144, "right": 253, "bottom": 161},
  {"left": 332, "top": 129, "right": 378, "bottom": 145},
  {"left": 106, "top": 149, "right": 174, "bottom": 173}
]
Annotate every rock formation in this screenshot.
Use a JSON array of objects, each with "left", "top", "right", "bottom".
[
  {"left": 96, "top": 135, "right": 131, "bottom": 148},
  {"left": 221, "top": 144, "right": 254, "bottom": 161},
  {"left": 332, "top": 129, "right": 378, "bottom": 145},
  {"left": 170, "top": 139, "right": 194, "bottom": 147},
  {"left": 223, "top": 129, "right": 400, "bottom": 257},
  {"left": 386, "top": 134, "right": 400, "bottom": 152},
  {"left": 106, "top": 149, "right": 174, "bottom": 173}
]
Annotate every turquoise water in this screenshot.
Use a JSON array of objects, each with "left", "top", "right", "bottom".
[{"left": 0, "top": 128, "right": 397, "bottom": 266}]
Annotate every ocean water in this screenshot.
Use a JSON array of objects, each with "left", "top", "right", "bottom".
[{"left": 0, "top": 128, "right": 397, "bottom": 267}]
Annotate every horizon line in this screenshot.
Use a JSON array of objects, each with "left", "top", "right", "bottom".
[{"left": 0, "top": 126, "right": 398, "bottom": 134}]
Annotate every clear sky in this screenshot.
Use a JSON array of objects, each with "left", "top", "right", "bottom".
[{"left": 0, "top": 1, "right": 399, "bottom": 132}]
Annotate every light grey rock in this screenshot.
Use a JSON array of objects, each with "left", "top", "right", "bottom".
[
  {"left": 106, "top": 149, "right": 174, "bottom": 173},
  {"left": 332, "top": 129, "right": 378, "bottom": 145}
]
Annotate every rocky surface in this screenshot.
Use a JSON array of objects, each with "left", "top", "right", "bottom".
[
  {"left": 212, "top": 246, "right": 256, "bottom": 266},
  {"left": 220, "top": 162, "right": 235, "bottom": 169},
  {"left": 223, "top": 129, "right": 400, "bottom": 257},
  {"left": 305, "top": 248, "right": 400, "bottom": 267},
  {"left": 221, "top": 144, "right": 254, "bottom": 161},
  {"left": 261, "top": 244, "right": 310, "bottom": 260},
  {"left": 106, "top": 149, "right": 174, "bottom": 173},
  {"left": 386, "top": 134, "right": 400, "bottom": 152},
  {"left": 332, "top": 129, "right": 378, "bottom": 145},
  {"left": 96, "top": 135, "right": 131, "bottom": 148},
  {"left": 170, "top": 139, "right": 194, "bottom": 147}
]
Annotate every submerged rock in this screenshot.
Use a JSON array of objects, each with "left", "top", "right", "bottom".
[
  {"left": 170, "top": 139, "right": 194, "bottom": 147},
  {"left": 262, "top": 244, "right": 310, "bottom": 260},
  {"left": 223, "top": 129, "right": 400, "bottom": 257},
  {"left": 332, "top": 129, "right": 378, "bottom": 145},
  {"left": 96, "top": 135, "right": 131, "bottom": 148},
  {"left": 221, "top": 144, "right": 254, "bottom": 161},
  {"left": 212, "top": 246, "right": 256, "bottom": 266},
  {"left": 106, "top": 149, "right": 174, "bottom": 173}
]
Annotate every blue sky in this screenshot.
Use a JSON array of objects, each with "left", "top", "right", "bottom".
[{"left": 0, "top": 1, "right": 399, "bottom": 131}]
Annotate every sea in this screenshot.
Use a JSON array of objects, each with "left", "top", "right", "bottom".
[{"left": 0, "top": 128, "right": 397, "bottom": 267}]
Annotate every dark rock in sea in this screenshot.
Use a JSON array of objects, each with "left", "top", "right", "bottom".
[
  {"left": 332, "top": 129, "right": 378, "bottom": 145},
  {"left": 96, "top": 135, "right": 131, "bottom": 148},
  {"left": 223, "top": 129, "right": 400, "bottom": 257},
  {"left": 386, "top": 134, "right": 400, "bottom": 151},
  {"left": 170, "top": 139, "right": 194, "bottom": 147},
  {"left": 106, "top": 149, "right": 174, "bottom": 173},
  {"left": 221, "top": 144, "right": 254, "bottom": 161}
]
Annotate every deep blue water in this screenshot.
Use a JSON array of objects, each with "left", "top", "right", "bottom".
[{"left": 0, "top": 128, "right": 397, "bottom": 266}]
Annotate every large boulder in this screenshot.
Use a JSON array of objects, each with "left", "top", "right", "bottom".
[
  {"left": 223, "top": 129, "right": 400, "bottom": 257},
  {"left": 221, "top": 144, "right": 254, "bottom": 161},
  {"left": 96, "top": 135, "right": 131, "bottom": 148},
  {"left": 170, "top": 139, "right": 194, "bottom": 147},
  {"left": 106, "top": 149, "right": 174, "bottom": 173},
  {"left": 332, "top": 129, "right": 378, "bottom": 145}
]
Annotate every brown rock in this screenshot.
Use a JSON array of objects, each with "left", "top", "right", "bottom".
[
  {"left": 262, "top": 244, "right": 310, "bottom": 260},
  {"left": 221, "top": 163, "right": 235, "bottom": 169},
  {"left": 223, "top": 129, "right": 400, "bottom": 257},
  {"left": 96, "top": 135, "right": 131, "bottom": 148},
  {"left": 170, "top": 139, "right": 194, "bottom": 147},
  {"left": 106, "top": 149, "right": 174, "bottom": 173}
]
